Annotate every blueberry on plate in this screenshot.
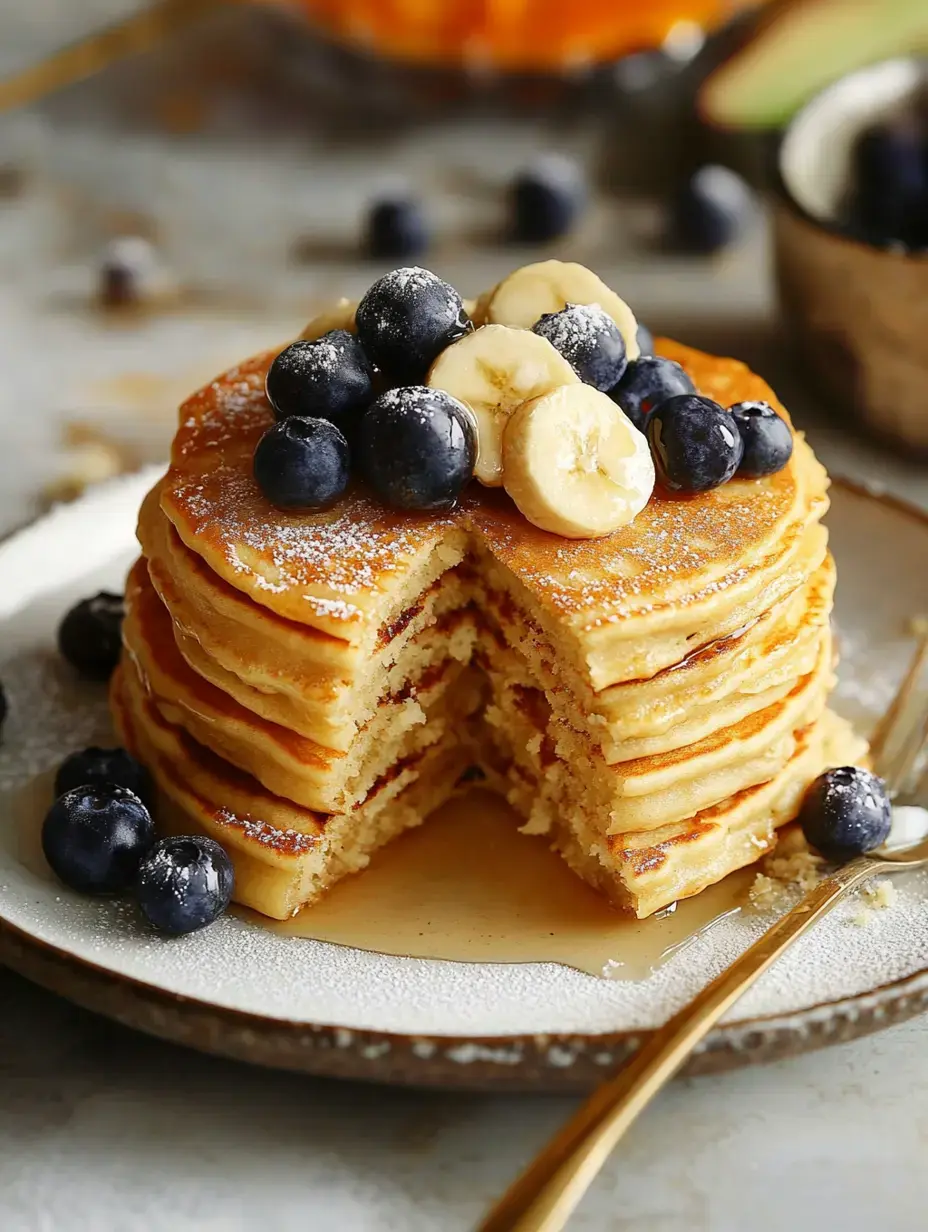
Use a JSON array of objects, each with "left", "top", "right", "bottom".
[
  {"left": 58, "top": 591, "right": 125, "bottom": 681},
  {"left": 136, "top": 835, "right": 234, "bottom": 935},
  {"left": 265, "top": 332, "right": 374, "bottom": 431},
  {"left": 359, "top": 386, "right": 476, "bottom": 512},
  {"left": 98, "top": 235, "right": 158, "bottom": 309},
  {"left": 55, "top": 746, "right": 155, "bottom": 811},
  {"left": 355, "top": 267, "right": 472, "bottom": 385},
  {"left": 668, "top": 165, "right": 753, "bottom": 254},
  {"left": 42, "top": 784, "right": 154, "bottom": 894},
  {"left": 636, "top": 322, "right": 655, "bottom": 357},
  {"left": 730, "top": 400, "right": 793, "bottom": 478},
  {"left": 364, "top": 195, "right": 429, "bottom": 260},
  {"left": 253, "top": 416, "right": 349, "bottom": 511},
  {"left": 609, "top": 356, "right": 695, "bottom": 432},
  {"left": 799, "top": 766, "right": 892, "bottom": 862},
  {"left": 509, "top": 154, "right": 585, "bottom": 244},
  {"left": 647, "top": 394, "right": 743, "bottom": 493},
  {"left": 532, "top": 303, "right": 627, "bottom": 392}
]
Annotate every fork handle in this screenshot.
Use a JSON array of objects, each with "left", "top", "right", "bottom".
[{"left": 477, "top": 856, "right": 879, "bottom": 1232}]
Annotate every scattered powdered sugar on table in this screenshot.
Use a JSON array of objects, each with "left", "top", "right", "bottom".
[{"left": 0, "top": 472, "right": 927, "bottom": 1041}]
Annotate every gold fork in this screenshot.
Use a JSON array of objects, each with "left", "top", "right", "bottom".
[{"left": 477, "top": 633, "right": 928, "bottom": 1232}]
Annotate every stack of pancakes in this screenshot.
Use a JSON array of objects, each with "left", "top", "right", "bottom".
[{"left": 112, "top": 339, "right": 864, "bottom": 921}]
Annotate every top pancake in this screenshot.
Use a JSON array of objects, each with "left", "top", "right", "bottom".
[{"left": 158, "top": 341, "right": 829, "bottom": 689}]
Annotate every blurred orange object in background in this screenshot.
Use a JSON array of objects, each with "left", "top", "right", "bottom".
[{"left": 295, "top": 0, "right": 759, "bottom": 70}]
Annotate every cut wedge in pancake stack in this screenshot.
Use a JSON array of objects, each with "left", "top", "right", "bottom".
[{"left": 113, "top": 294, "right": 864, "bottom": 922}]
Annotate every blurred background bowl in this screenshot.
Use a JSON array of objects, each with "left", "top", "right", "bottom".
[{"left": 774, "top": 57, "right": 928, "bottom": 455}]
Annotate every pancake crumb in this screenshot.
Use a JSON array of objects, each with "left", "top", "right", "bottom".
[
  {"left": 748, "top": 828, "right": 900, "bottom": 924},
  {"left": 747, "top": 827, "right": 826, "bottom": 912},
  {"left": 862, "top": 877, "right": 896, "bottom": 911},
  {"left": 850, "top": 880, "right": 897, "bottom": 927}
]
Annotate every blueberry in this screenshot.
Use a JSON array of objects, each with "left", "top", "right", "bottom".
[
  {"left": 42, "top": 784, "right": 154, "bottom": 894},
  {"left": 509, "top": 155, "right": 585, "bottom": 244},
  {"left": 532, "top": 303, "right": 627, "bottom": 392},
  {"left": 799, "top": 766, "right": 892, "bottom": 862},
  {"left": 636, "top": 322, "right": 655, "bottom": 356},
  {"left": 730, "top": 400, "right": 793, "bottom": 478},
  {"left": 58, "top": 591, "right": 124, "bottom": 681},
  {"left": 359, "top": 386, "right": 476, "bottom": 512},
  {"left": 609, "top": 356, "right": 695, "bottom": 432},
  {"left": 355, "top": 267, "right": 471, "bottom": 385},
  {"left": 668, "top": 165, "right": 752, "bottom": 254},
  {"left": 98, "top": 236, "right": 157, "bottom": 309},
  {"left": 265, "top": 333, "right": 374, "bottom": 433},
  {"left": 364, "top": 196, "right": 429, "bottom": 260},
  {"left": 55, "top": 746, "right": 155, "bottom": 812},
  {"left": 253, "top": 416, "right": 349, "bottom": 511},
  {"left": 647, "top": 394, "right": 743, "bottom": 493},
  {"left": 850, "top": 120, "right": 928, "bottom": 246},
  {"left": 136, "top": 835, "right": 234, "bottom": 934}
]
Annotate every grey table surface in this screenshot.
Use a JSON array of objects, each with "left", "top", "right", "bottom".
[{"left": 2, "top": 6, "right": 928, "bottom": 1230}]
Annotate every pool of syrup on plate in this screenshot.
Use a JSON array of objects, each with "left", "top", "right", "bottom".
[
  {"left": 262, "top": 791, "right": 753, "bottom": 980},
  {"left": 17, "top": 778, "right": 751, "bottom": 978}
]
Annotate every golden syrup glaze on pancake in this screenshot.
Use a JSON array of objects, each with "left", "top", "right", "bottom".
[
  {"left": 654, "top": 552, "right": 832, "bottom": 684},
  {"left": 159, "top": 342, "right": 828, "bottom": 654},
  {"left": 124, "top": 559, "right": 477, "bottom": 812},
  {"left": 163, "top": 352, "right": 463, "bottom": 644},
  {"left": 141, "top": 485, "right": 477, "bottom": 724},
  {"left": 112, "top": 663, "right": 325, "bottom": 857},
  {"left": 606, "top": 711, "right": 866, "bottom": 897},
  {"left": 113, "top": 650, "right": 862, "bottom": 920},
  {"left": 141, "top": 485, "right": 352, "bottom": 679},
  {"left": 607, "top": 630, "right": 832, "bottom": 794},
  {"left": 591, "top": 552, "right": 834, "bottom": 716},
  {"left": 611, "top": 723, "right": 819, "bottom": 876},
  {"left": 123, "top": 559, "right": 344, "bottom": 774}
]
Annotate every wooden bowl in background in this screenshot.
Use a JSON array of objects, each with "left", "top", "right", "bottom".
[{"left": 774, "top": 58, "right": 928, "bottom": 456}]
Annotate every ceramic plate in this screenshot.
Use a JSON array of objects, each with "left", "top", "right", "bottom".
[{"left": 1, "top": 470, "right": 927, "bottom": 1092}]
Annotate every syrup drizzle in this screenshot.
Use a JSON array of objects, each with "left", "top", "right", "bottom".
[
  {"left": 264, "top": 791, "right": 751, "bottom": 980},
  {"left": 17, "top": 774, "right": 751, "bottom": 981}
]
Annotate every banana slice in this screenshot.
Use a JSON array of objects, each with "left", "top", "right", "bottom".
[
  {"left": 427, "top": 324, "right": 579, "bottom": 487},
  {"left": 502, "top": 384, "right": 654, "bottom": 539},
  {"left": 486, "top": 261, "right": 640, "bottom": 361},
  {"left": 468, "top": 288, "right": 494, "bottom": 328},
  {"left": 299, "top": 297, "right": 357, "bottom": 341}
]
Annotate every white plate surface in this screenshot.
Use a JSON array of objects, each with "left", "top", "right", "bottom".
[{"left": 1, "top": 469, "right": 927, "bottom": 1038}]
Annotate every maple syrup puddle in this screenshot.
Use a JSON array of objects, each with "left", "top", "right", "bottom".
[{"left": 256, "top": 791, "right": 752, "bottom": 981}]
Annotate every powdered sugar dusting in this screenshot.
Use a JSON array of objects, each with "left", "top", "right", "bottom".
[
  {"left": 214, "top": 807, "right": 318, "bottom": 855},
  {"left": 534, "top": 302, "right": 619, "bottom": 362},
  {"left": 162, "top": 342, "right": 811, "bottom": 637},
  {"left": 169, "top": 464, "right": 453, "bottom": 621}
]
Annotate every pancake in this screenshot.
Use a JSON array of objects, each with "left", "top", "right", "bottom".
[
  {"left": 138, "top": 487, "right": 477, "bottom": 751},
  {"left": 123, "top": 559, "right": 483, "bottom": 812},
  {"left": 112, "top": 332, "right": 855, "bottom": 921},
  {"left": 113, "top": 658, "right": 862, "bottom": 919},
  {"left": 112, "top": 663, "right": 474, "bottom": 920},
  {"left": 159, "top": 343, "right": 829, "bottom": 694},
  {"left": 560, "top": 713, "right": 867, "bottom": 916}
]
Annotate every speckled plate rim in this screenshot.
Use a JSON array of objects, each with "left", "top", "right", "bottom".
[{"left": 1, "top": 473, "right": 927, "bottom": 1093}]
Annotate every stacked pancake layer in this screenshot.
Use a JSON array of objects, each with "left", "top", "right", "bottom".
[{"left": 113, "top": 340, "right": 864, "bottom": 921}]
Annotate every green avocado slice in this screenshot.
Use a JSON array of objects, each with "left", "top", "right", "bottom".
[{"left": 700, "top": 0, "right": 928, "bottom": 129}]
